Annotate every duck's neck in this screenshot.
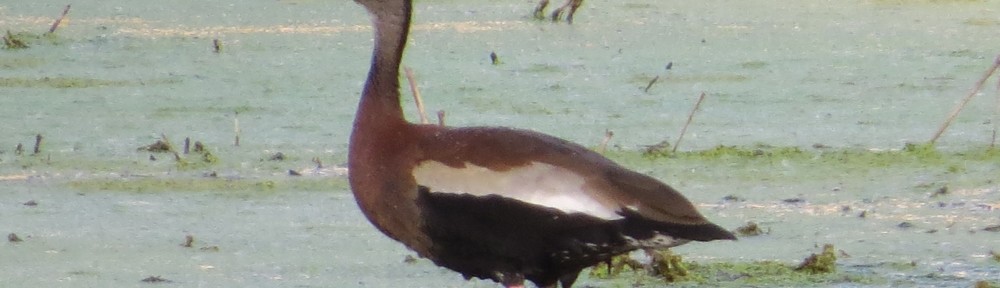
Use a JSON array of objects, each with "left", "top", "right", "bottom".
[{"left": 356, "top": 0, "right": 412, "bottom": 127}]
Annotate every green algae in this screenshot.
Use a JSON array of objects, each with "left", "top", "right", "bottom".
[
  {"left": 587, "top": 246, "right": 878, "bottom": 287},
  {"left": 0, "top": 56, "right": 43, "bottom": 69},
  {"left": 734, "top": 221, "right": 767, "bottom": 237},
  {"left": 976, "top": 280, "right": 998, "bottom": 288},
  {"left": 796, "top": 244, "right": 838, "bottom": 274},
  {"left": 649, "top": 249, "right": 691, "bottom": 282},
  {"left": 0, "top": 77, "right": 132, "bottom": 88},
  {"left": 739, "top": 61, "right": 768, "bottom": 69},
  {"left": 0, "top": 75, "right": 179, "bottom": 88},
  {"left": 1, "top": 31, "right": 65, "bottom": 49},
  {"left": 588, "top": 252, "right": 645, "bottom": 279},
  {"left": 151, "top": 105, "right": 260, "bottom": 118},
  {"left": 68, "top": 177, "right": 350, "bottom": 193},
  {"left": 613, "top": 143, "right": 1000, "bottom": 173},
  {"left": 3, "top": 30, "right": 30, "bottom": 49}
]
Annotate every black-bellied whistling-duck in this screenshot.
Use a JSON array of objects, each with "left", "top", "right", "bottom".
[{"left": 348, "top": 0, "right": 736, "bottom": 287}]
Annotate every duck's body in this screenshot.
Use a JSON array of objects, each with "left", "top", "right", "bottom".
[{"left": 349, "top": 0, "right": 735, "bottom": 287}]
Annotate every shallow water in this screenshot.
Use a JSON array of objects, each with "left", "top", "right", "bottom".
[{"left": 2, "top": 0, "right": 999, "bottom": 287}]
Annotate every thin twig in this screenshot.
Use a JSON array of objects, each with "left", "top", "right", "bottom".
[
  {"left": 643, "top": 75, "right": 660, "bottom": 93},
  {"left": 673, "top": 92, "right": 707, "bottom": 153},
  {"left": 234, "top": 111, "right": 241, "bottom": 147},
  {"left": 213, "top": 39, "right": 222, "bottom": 53},
  {"left": 930, "top": 54, "right": 1000, "bottom": 144},
  {"left": 993, "top": 72, "right": 1000, "bottom": 148},
  {"left": 404, "top": 67, "right": 429, "bottom": 124},
  {"left": 33, "top": 134, "right": 43, "bottom": 155},
  {"left": 48, "top": 5, "right": 71, "bottom": 34}
]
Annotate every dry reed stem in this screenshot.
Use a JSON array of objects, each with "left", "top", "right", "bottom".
[
  {"left": 48, "top": 5, "right": 71, "bottom": 34},
  {"left": 993, "top": 74, "right": 1000, "bottom": 148},
  {"left": 930, "top": 54, "right": 1000, "bottom": 144},
  {"left": 404, "top": 67, "right": 429, "bottom": 124},
  {"left": 673, "top": 92, "right": 707, "bottom": 153}
]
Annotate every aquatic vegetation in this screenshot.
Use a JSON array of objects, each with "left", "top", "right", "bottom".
[
  {"left": 588, "top": 253, "right": 644, "bottom": 279},
  {"left": 734, "top": 221, "right": 767, "bottom": 237},
  {"left": 69, "top": 177, "right": 350, "bottom": 193},
  {"left": 1, "top": 30, "right": 64, "bottom": 49},
  {"left": 0, "top": 56, "right": 43, "bottom": 69},
  {"left": 588, "top": 245, "right": 877, "bottom": 286},
  {"left": 739, "top": 61, "right": 768, "bottom": 69},
  {"left": 796, "top": 244, "right": 837, "bottom": 274},
  {"left": 648, "top": 249, "right": 690, "bottom": 282},
  {"left": 975, "top": 280, "right": 997, "bottom": 288},
  {"left": 0, "top": 77, "right": 133, "bottom": 88},
  {"left": 625, "top": 143, "right": 1000, "bottom": 174},
  {"left": 3, "top": 30, "right": 30, "bottom": 49}
]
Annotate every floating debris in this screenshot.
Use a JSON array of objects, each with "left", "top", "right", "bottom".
[
  {"left": 180, "top": 235, "right": 194, "bottom": 248},
  {"left": 812, "top": 143, "right": 830, "bottom": 149},
  {"left": 23, "top": 200, "right": 37, "bottom": 206},
  {"left": 897, "top": 222, "right": 914, "bottom": 229},
  {"left": 642, "top": 140, "right": 672, "bottom": 157},
  {"left": 930, "top": 186, "right": 949, "bottom": 197},
  {"left": 722, "top": 194, "right": 746, "bottom": 202},
  {"left": 8, "top": 233, "right": 23, "bottom": 243},
  {"left": 735, "top": 221, "right": 766, "bottom": 237},
  {"left": 288, "top": 169, "right": 302, "bottom": 176},
  {"left": 199, "top": 246, "right": 220, "bottom": 252},
  {"left": 213, "top": 39, "right": 222, "bottom": 53},
  {"left": 138, "top": 140, "right": 173, "bottom": 153},
  {"left": 403, "top": 254, "right": 418, "bottom": 264},
  {"left": 269, "top": 152, "right": 285, "bottom": 161},
  {"left": 140, "top": 276, "right": 170, "bottom": 283},
  {"left": 782, "top": 197, "right": 806, "bottom": 204},
  {"left": 795, "top": 244, "right": 837, "bottom": 274},
  {"left": 983, "top": 225, "right": 1000, "bottom": 232}
]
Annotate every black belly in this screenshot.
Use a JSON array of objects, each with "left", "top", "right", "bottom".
[{"left": 416, "top": 186, "right": 641, "bottom": 287}]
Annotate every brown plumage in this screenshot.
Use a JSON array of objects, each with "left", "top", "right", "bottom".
[{"left": 348, "top": 0, "right": 735, "bottom": 287}]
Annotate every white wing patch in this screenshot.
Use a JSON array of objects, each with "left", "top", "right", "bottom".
[{"left": 413, "top": 161, "right": 623, "bottom": 220}]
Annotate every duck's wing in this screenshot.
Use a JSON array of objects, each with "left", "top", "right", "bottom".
[{"left": 412, "top": 125, "right": 733, "bottom": 239}]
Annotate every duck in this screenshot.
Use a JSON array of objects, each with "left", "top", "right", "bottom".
[{"left": 348, "top": 0, "right": 736, "bottom": 287}]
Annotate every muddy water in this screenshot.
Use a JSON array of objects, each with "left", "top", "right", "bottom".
[{"left": 2, "top": 0, "right": 999, "bottom": 287}]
